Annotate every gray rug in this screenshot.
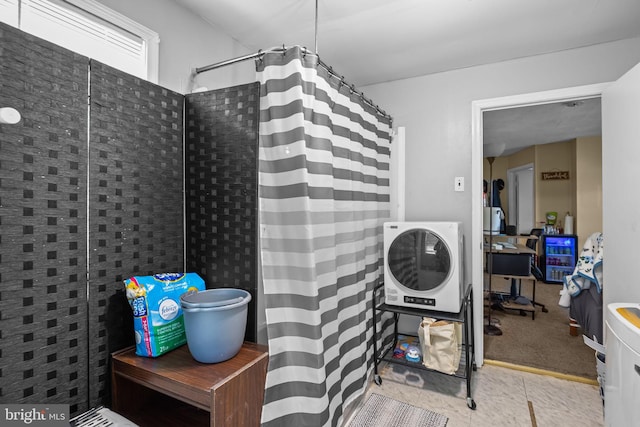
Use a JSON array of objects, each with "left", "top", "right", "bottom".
[{"left": 349, "top": 393, "right": 448, "bottom": 427}]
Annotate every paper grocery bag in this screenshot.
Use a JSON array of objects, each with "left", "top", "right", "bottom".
[{"left": 418, "top": 317, "right": 463, "bottom": 375}]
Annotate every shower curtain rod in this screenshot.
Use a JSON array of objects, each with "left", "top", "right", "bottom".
[{"left": 194, "top": 46, "right": 392, "bottom": 122}]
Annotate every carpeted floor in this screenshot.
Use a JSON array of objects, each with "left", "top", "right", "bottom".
[{"left": 483, "top": 277, "right": 597, "bottom": 379}]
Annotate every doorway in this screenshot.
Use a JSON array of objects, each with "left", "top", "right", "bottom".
[
  {"left": 470, "top": 83, "right": 609, "bottom": 369},
  {"left": 507, "top": 164, "right": 534, "bottom": 235}
]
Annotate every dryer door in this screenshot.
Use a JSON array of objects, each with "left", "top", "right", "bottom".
[{"left": 387, "top": 229, "right": 452, "bottom": 292}]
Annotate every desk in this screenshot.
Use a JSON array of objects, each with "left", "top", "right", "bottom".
[
  {"left": 111, "top": 342, "right": 269, "bottom": 427},
  {"left": 490, "top": 274, "right": 540, "bottom": 319},
  {"left": 484, "top": 245, "right": 547, "bottom": 319},
  {"left": 488, "top": 234, "right": 538, "bottom": 247},
  {"left": 484, "top": 243, "right": 536, "bottom": 255},
  {"left": 484, "top": 243, "right": 534, "bottom": 277}
]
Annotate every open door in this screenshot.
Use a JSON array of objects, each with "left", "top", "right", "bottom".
[
  {"left": 601, "top": 58, "right": 640, "bottom": 427},
  {"left": 507, "top": 164, "right": 534, "bottom": 235},
  {"left": 602, "top": 62, "right": 640, "bottom": 309}
]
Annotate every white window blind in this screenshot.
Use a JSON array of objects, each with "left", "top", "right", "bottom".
[
  {"left": 0, "top": 0, "right": 19, "bottom": 26},
  {"left": 0, "top": 0, "right": 159, "bottom": 82}
]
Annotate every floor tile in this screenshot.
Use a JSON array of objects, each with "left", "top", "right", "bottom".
[{"left": 348, "top": 362, "right": 604, "bottom": 427}]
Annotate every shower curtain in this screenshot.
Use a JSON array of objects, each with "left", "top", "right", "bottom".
[{"left": 257, "top": 46, "right": 392, "bottom": 426}]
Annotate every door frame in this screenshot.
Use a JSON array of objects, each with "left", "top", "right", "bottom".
[
  {"left": 470, "top": 82, "right": 610, "bottom": 366},
  {"left": 507, "top": 163, "right": 534, "bottom": 234}
]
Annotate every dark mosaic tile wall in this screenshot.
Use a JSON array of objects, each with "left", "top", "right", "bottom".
[
  {"left": 185, "top": 83, "right": 260, "bottom": 342},
  {"left": 89, "top": 61, "right": 185, "bottom": 407},
  {"left": 0, "top": 23, "right": 90, "bottom": 413}
]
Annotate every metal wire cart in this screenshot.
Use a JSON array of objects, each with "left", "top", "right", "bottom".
[{"left": 372, "top": 283, "right": 477, "bottom": 410}]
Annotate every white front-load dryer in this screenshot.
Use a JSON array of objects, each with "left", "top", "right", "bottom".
[{"left": 383, "top": 221, "right": 464, "bottom": 313}]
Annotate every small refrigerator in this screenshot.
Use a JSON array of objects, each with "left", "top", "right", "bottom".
[{"left": 540, "top": 234, "right": 578, "bottom": 283}]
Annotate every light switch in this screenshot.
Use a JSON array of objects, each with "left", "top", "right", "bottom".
[{"left": 455, "top": 177, "right": 464, "bottom": 192}]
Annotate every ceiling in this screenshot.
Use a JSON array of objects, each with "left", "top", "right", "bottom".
[
  {"left": 172, "top": 0, "right": 639, "bottom": 154},
  {"left": 483, "top": 97, "right": 602, "bottom": 156}
]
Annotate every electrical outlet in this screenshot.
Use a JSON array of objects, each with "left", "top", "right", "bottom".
[{"left": 455, "top": 177, "right": 464, "bottom": 192}]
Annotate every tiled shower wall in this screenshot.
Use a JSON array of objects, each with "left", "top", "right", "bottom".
[
  {"left": 185, "top": 84, "right": 260, "bottom": 342},
  {"left": 0, "top": 23, "right": 184, "bottom": 413}
]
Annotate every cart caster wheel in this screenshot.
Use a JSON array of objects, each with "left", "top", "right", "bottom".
[
  {"left": 467, "top": 398, "right": 476, "bottom": 410},
  {"left": 472, "top": 363, "right": 477, "bottom": 371},
  {"left": 374, "top": 375, "right": 382, "bottom": 386},
  {"left": 519, "top": 310, "right": 527, "bottom": 316},
  {"left": 542, "top": 307, "right": 549, "bottom": 313}
]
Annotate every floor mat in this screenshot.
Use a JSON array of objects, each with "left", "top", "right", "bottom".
[{"left": 348, "top": 393, "right": 448, "bottom": 427}]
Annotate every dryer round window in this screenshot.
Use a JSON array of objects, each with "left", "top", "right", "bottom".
[{"left": 387, "top": 228, "right": 452, "bottom": 292}]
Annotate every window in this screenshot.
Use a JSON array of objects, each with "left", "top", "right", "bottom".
[
  {"left": 0, "top": 0, "right": 19, "bottom": 26},
  {"left": 0, "top": 0, "right": 159, "bottom": 82}
]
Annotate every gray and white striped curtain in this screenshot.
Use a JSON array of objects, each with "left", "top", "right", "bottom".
[{"left": 257, "top": 46, "right": 392, "bottom": 427}]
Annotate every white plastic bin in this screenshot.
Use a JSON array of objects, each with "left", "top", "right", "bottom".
[{"left": 604, "top": 303, "right": 640, "bottom": 426}]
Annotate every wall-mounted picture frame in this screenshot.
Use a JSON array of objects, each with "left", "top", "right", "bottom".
[{"left": 541, "top": 171, "right": 570, "bottom": 180}]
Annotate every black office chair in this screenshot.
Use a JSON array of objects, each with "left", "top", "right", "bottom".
[
  {"left": 506, "top": 228, "right": 546, "bottom": 311},
  {"left": 525, "top": 228, "right": 548, "bottom": 313},
  {"left": 526, "top": 228, "right": 543, "bottom": 250},
  {"left": 526, "top": 228, "right": 544, "bottom": 280}
]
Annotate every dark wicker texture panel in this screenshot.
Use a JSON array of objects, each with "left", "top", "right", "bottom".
[
  {"left": 89, "top": 61, "right": 184, "bottom": 407},
  {"left": 0, "top": 23, "right": 89, "bottom": 414},
  {"left": 185, "top": 83, "right": 259, "bottom": 341}
]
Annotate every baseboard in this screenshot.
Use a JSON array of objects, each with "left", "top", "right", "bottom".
[{"left": 484, "top": 359, "right": 599, "bottom": 386}]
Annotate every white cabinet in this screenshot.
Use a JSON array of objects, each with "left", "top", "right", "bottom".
[{"left": 604, "top": 303, "right": 640, "bottom": 426}]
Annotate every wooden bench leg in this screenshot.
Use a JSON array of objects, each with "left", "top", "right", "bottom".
[{"left": 569, "top": 318, "right": 579, "bottom": 336}]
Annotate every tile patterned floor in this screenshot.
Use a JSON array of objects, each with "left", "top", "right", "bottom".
[{"left": 346, "top": 362, "right": 603, "bottom": 427}]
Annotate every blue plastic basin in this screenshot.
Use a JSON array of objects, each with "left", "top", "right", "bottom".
[{"left": 180, "top": 288, "right": 251, "bottom": 363}]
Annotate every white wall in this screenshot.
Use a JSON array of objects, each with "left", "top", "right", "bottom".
[
  {"left": 97, "top": 0, "right": 255, "bottom": 94},
  {"left": 363, "top": 37, "right": 640, "bottom": 281},
  {"left": 362, "top": 37, "right": 640, "bottom": 360},
  {"left": 602, "top": 61, "right": 640, "bottom": 308}
]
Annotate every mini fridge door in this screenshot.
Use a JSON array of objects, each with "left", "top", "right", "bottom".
[{"left": 542, "top": 234, "right": 578, "bottom": 283}]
